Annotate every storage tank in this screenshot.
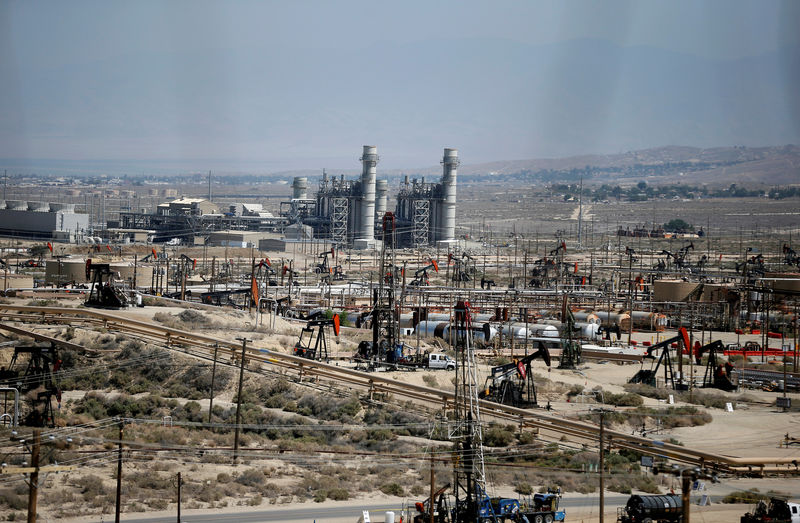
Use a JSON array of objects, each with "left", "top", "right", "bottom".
[
  {"left": 541, "top": 319, "right": 601, "bottom": 339},
  {"left": 573, "top": 310, "right": 601, "bottom": 324},
  {"left": 653, "top": 279, "right": 701, "bottom": 302},
  {"left": 630, "top": 311, "right": 668, "bottom": 331},
  {"left": 414, "top": 320, "right": 495, "bottom": 344},
  {"left": 513, "top": 323, "right": 559, "bottom": 339},
  {"left": 359, "top": 145, "right": 378, "bottom": 241},
  {"left": 595, "top": 311, "right": 632, "bottom": 332},
  {"left": 44, "top": 258, "right": 154, "bottom": 286},
  {"left": 623, "top": 494, "right": 681, "bottom": 521}
]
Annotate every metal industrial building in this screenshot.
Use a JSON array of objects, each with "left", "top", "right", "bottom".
[
  {"left": 120, "top": 197, "right": 287, "bottom": 243},
  {"left": 0, "top": 201, "right": 89, "bottom": 241}
]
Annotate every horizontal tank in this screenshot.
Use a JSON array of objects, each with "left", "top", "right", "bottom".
[
  {"left": 414, "top": 320, "right": 495, "bottom": 344},
  {"left": 573, "top": 310, "right": 601, "bottom": 324},
  {"left": 630, "top": 311, "right": 668, "bottom": 331},
  {"left": 594, "top": 311, "right": 631, "bottom": 332},
  {"left": 541, "top": 319, "right": 600, "bottom": 339}
]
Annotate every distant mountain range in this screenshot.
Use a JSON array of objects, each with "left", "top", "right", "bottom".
[
  {"left": 273, "top": 144, "right": 800, "bottom": 187},
  {"left": 2, "top": 37, "right": 799, "bottom": 169},
  {"left": 3, "top": 144, "right": 799, "bottom": 188}
]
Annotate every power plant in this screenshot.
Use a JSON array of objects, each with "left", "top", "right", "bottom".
[{"left": 287, "top": 145, "right": 459, "bottom": 248}]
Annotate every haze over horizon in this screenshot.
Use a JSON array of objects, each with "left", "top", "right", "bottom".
[{"left": 2, "top": 0, "right": 799, "bottom": 174}]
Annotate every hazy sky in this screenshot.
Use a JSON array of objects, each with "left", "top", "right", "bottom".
[{"left": 1, "top": 0, "right": 798, "bottom": 172}]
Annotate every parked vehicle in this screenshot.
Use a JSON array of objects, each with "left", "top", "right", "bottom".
[{"left": 741, "top": 497, "right": 800, "bottom": 523}]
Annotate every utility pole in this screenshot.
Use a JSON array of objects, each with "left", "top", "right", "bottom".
[
  {"left": 577, "top": 176, "right": 583, "bottom": 249},
  {"left": 429, "top": 451, "right": 435, "bottom": 523},
  {"left": 27, "top": 429, "right": 40, "bottom": 523},
  {"left": 598, "top": 410, "right": 605, "bottom": 523},
  {"left": 233, "top": 337, "right": 250, "bottom": 463},
  {"left": 176, "top": 471, "right": 182, "bottom": 523},
  {"left": 208, "top": 344, "right": 219, "bottom": 424},
  {"left": 681, "top": 472, "right": 691, "bottom": 523},
  {"left": 115, "top": 419, "right": 124, "bottom": 523}
]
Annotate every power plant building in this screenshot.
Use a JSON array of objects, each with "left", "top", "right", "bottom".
[
  {"left": 0, "top": 201, "right": 88, "bottom": 242},
  {"left": 289, "top": 145, "right": 459, "bottom": 248}
]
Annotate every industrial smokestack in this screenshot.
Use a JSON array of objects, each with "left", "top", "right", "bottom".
[
  {"left": 439, "top": 148, "right": 459, "bottom": 242},
  {"left": 359, "top": 145, "right": 378, "bottom": 241},
  {"left": 292, "top": 177, "right": 308, "bottom": 199},
  {"left": 375, "top": 179, "right": 388, "bottom": 228}
]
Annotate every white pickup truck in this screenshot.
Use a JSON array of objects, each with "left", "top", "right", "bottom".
[{"left": 426, "top": 353, "right": 456, "bottom": 370}]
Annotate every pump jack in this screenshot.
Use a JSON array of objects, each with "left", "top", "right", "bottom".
[
  {"left": 409, "top": 259, "right": 439, "bottom": 286},
  {"left": 694, "top": 340, "right": 737, "bottom": 391},
  {"left": 85, "top": 259, "right": 129, "bottom": 308},
  {"left": 293, "top": 314, "right": 340, "bottom": 361},
  {"left": 254, "top": 258, "right": 278, "bottom": 287},
  {"left": 480, "top": 341, "right": 551, "bottom": 407},
  {"left": 315, "top": 247, "right": 335, "bottom": 274},
  {"left": 0, "top": 344, "right": 62, "bottom": 427},
  {"left": 629, "top": 327, "right": 691, "bottom": 389},
  {"left": 413, "top": 483, "right": 451, "bottom": 523},
  {"left": 783, "top": 244, "right": 800, "bottom": 268}
]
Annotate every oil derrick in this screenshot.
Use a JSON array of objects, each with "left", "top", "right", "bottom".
[
  {"left": 364, "top": 212, "right": 400, "bottom": 366},
  {"left": 0, "top": 344, "right": 62, "bottom": 427},
  {"left": 558, "top": 294, "right": 581, "bottom": 369},
  {"left": 450, "top": 300, "right": 488, "bottom": 522}
]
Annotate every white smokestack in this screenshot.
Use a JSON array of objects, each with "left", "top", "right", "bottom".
[
  {"left": 440, "top": 148, "right": 458, "bottom": 242},
  {"left": 359, "top": 145, "right": 378, "bottom": 241},
  {"left": 375, "top": 179, "right": 388, "bottom": 226},
  {"left": 292, "top": 177, "right": 308, "bottom": 199}
]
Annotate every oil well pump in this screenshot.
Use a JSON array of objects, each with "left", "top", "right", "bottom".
[
  {"left": 694, "top": 340, "right": 737, "bottom": 391},
  {"left": 479, "top": 341, "right": 552, "bottom": 407},
  {"left": 315, "top": 247, "right": 335, "bottom": 274},
  {"left": 293, "top": 314, "right": 340, "bottom": 361},
  {"left": 629, "top": 327, "right": 691, "bottom": 390},
  {"left": 254, "top": 257, "right": 278, "bottom": 287},
  {"left": 409, "top": 259, "right": 439, "bottom": 287},
  {"left": 0, "top": 343, "right": 62, "bottom": 427},
  {"left": 783, "top": 243, "right": 800, "bottom": 268},
  {"left": 85, "top": 259, "right": 129, "bottom": 308}
]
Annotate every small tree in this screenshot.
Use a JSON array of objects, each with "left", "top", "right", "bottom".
[{"left": 663, "top": 219, "right": 693, "bottom": 233}]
